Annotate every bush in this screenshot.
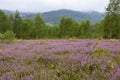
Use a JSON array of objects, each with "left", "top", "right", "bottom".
[
  {"left": 0, "top": 33, "right": 4, "bottom": 40},
  {"left": 3, "top": 30, "right": 16, "bottom": 42}
]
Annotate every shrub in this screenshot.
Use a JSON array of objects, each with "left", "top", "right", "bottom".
[
  {"left": 0, "top": 33, "right": 4, "bottom": 40},
  {"left": 3, "top": 30, "right": 16, "bottom": 42}
]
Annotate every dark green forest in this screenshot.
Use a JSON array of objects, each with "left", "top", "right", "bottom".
[{"left": 0, "top": 0, "right": 120, "bottom": 40}]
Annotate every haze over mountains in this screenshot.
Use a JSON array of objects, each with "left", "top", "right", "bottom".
[{"left": 3, "top": 9, "right": 104, "bottom": 24}]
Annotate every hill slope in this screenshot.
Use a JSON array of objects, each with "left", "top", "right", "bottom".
[{"left": 3, "top": 9, "right": 104, "bottom": 24}]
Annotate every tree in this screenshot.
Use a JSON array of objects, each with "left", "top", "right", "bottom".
[
  {"left": 21, "top": 19, "right": 33, "bottom": 39},
  {"left": 33, "top": 13, "right": 45, "bottom": 39},
  {"left": 92, "top": 21, "right": 104, "bottom": 38},
  {"left": 103, "top": 0, "right": 120, "bottom": 39},
  {"left": 71, "top": 22, "right": 79, "bottom": 38},
  {"left": 80, "top": 20, "right": 91, "bottom": 38},
  {"left": 59, "top": 17, "right": 75, "bottom": 38},
  {"left": 0, "top": 10, "right": 9, "bottom": 33},
  {"left": 13, "top": 10, "right": 22, "bottom": 38},
  {"left": 59, "top": 17, "right": 65, "bottom": 38},
  {"left": 8, "top": 14, "right": 14, "bottom": 31},
  {"left": 47, "top": 24, "right": 60, "bottom": 38}
]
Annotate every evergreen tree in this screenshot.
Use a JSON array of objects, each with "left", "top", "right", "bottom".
[{"left": 103, "top": 0, "right": 120, "bottom": 38}]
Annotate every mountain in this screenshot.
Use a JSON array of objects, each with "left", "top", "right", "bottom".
[
  {"left": 3, "top": 9, "right": 104, "bottom": 24},
  {"left": 41, "top": 9, "right": 104, "bottom": 24},
  {"left": 3, "top": 10, "right": 36, "bottom": 19}
]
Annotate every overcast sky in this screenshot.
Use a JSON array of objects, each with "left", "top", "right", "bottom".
[{"left": 0, "top": 0, "right": 109, "bottom": 13}]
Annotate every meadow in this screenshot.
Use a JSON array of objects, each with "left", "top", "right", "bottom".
[{"left": 0, "top": 39, "right": 120, "bottom": 80}]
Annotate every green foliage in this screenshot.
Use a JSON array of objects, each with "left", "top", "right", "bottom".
[
  {"left": 13, "top": 10, "right": 22, "bottom": 38},
  {"left": 8, "top": 14, "right": 14, "bottom": 31},
  {"left": 79, "top": 20, "right": 91, "bottom": 38},
  {"left": 45, "top": 24, "right": 60, "bottom": 38},
  {"left": 0, "top": 10, "right": 10, "bottom": 33},
  {"left": 1, "top": 56, "right": 15, "bottom": 62},
  {"left": 0, "top": 7, "right": 119, "bottom": 39},
  {"left": 92, "top": 21, "right": 104, "bottom": 38},
  {"left": 3, "top": 30, "right": 16, "bottom": 42},
  {"left": 0, "top": 69, "right": 11, "bottom": 76},
  {"left": 0, "top": 33, "right": 4, "bottom": 40},
  {"left": 59, "top": 17, "right": 79, "bottom": 38},
  {"left": 33, "top": 13, "right": 46, "bottom": 39},
  {"left": 13, "top": 71, "right": 34, "bottom": 78},
  {"left": 103, "top": 0, "right": 120, "bottom": 39},
  {"left": 22, "top": 58, "right": 32, "bottom": 65},
  {"left": 20, "top": 19, "right": 33, "bottom": 39}
]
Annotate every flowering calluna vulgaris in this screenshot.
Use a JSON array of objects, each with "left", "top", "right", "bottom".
[{"left": 0, "top": 39, "right": 120, "bottom": 80}]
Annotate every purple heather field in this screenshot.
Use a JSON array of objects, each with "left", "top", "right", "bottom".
[{"left": 0, "top": 39, "right": 120, "bottom": 80}]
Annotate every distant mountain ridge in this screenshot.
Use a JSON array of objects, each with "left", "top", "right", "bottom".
[{"left": 3, "top": 9, "right": 104, "bottom": 24}]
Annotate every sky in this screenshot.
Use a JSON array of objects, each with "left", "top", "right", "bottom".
[{"left": 0, "top": 0, "right": 109, "bottom": 13}]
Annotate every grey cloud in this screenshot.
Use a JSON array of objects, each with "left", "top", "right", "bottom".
[{"left": 0, "top": 0, "right": 109, "bottom": 12}]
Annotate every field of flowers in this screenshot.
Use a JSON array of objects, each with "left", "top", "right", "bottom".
[{"left": 0, "top": 39, "right": 120, "bottom": 80}]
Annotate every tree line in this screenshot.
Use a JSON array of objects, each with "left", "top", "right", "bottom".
[{"left": 0, "top": 0, "right": 119, "bottom": 39}]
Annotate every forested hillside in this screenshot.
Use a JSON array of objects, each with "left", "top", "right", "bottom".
[{"left": 3, "top": 9, "right": 103, "bottom": 24}]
